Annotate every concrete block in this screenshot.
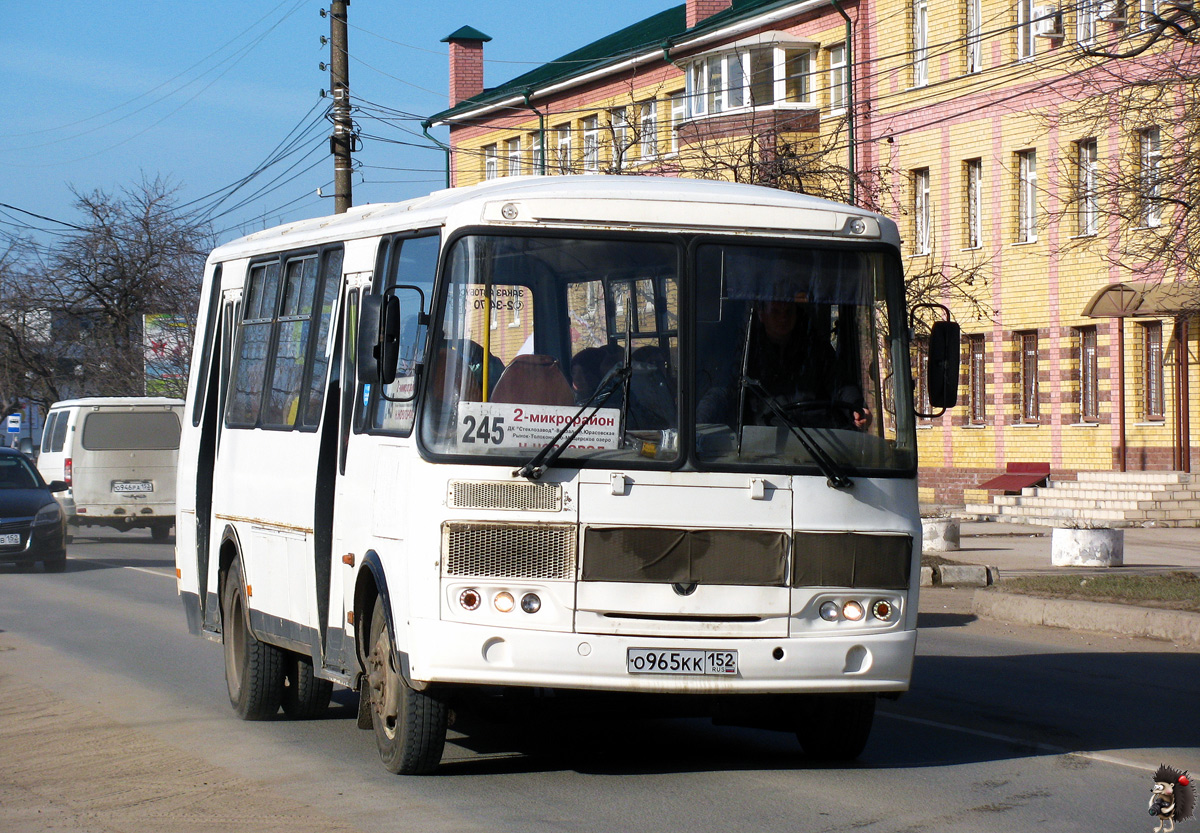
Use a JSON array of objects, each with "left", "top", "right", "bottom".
[
  {"left": 921, "top": 517, "right": 960, "bottom": 553},
  {"left": 1051, "top": 527, "right": 1124, "bottom": 567},
  {"left": 938, "top": 564, "right": 990, "bottom": 587},
  {"left": 920, "top": 566, "right": 934, "bottom": 587}
]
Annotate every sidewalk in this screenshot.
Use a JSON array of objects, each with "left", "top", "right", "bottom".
[
  {"left": 933, "top": 520, "right": 1200, "bottom": 644},
  {"left": 948, "top": 520, "right": 1200, "bottom": 577}
]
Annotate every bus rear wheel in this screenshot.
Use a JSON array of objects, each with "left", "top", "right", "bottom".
[
  {"left": 795, "top": 694, "right": 875, "bottom": 761},
  {"left": 365, "top": 596, "right": 446, "bottom": 774},
  {"left": 282, "top": 652, "right": 334, "bottom": 718},
  {"left": 222, "top": 560, "right": 285, "bottom": 720}
]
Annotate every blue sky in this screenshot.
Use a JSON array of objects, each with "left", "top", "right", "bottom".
[{"left": 0, "top": 1, "right": 673, "bottom": 247}]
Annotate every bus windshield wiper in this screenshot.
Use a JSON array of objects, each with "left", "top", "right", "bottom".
[
  {"left": 513, "top": 365, "right": 632, "bottom": 481},
  {"left": 740, "top": 377, "right": 854, "bottom": 490}
]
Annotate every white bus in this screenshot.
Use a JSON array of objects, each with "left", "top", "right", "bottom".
[{"left": 175, "top": 176, "right": 959, "bottom": 774}]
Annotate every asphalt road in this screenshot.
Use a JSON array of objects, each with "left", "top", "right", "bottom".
[{"left": 1, "top": 530, "right": 1196, "bottom": 833}]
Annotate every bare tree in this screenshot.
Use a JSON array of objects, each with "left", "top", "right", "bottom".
[
  {"left": 1049, "top": 39, "right": 1200, "bottom": 296},
  {"left": 49, "top": 176, "right": 211, "bottom": 398}
]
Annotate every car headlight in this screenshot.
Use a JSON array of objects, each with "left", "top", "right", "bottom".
[{"left": 34, "top": 502, "right": 62, "bottom": 526}]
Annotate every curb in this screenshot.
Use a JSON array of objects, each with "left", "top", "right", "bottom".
[
  {"left": 972, "top": 589, "right": 1200, "bottom": 645},
  {"left": 921, "top": 564, "right": 998, "bottom": 587}
]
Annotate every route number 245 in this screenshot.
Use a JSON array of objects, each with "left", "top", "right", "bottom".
[{"left": 461, "top": 415, "right": 505, "bottom": 444}]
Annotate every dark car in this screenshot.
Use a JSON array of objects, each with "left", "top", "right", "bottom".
[{"left": 0, "top": 447, "right": 68, "bottom": 572}]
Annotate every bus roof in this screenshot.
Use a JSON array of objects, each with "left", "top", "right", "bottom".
[
  {"left": 209, "top": 176, "right": 897, "bottom": 263},
  {"left": 49, "top": 397, "right": 184, "bottom": 411}
]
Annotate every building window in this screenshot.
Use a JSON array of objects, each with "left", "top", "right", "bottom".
[
  {"left": 506, "top": 137, "right": 521, "bottom": 177},
  {"left": 1075, "top": 139, "right": 1098, "bottom": 236},
  {"left": 483, "top": 144, "right": 498, "bottom": 180},
  {"left": 1136, "top": 0, "right": 1159, "bottom": 28},
  {"left": 913, "top": 168, "right": 931, "bottom": 254},
  {"left": 966, "top": 0, "right": 983, "bottom": 72},
  {"left": 669, "top": 92, "right": 685, "bottom": 154},
  {"left": 530, "top": 133, "right": 543, "bottom": 175},
  {"left": 1143, "top": 321, "right": 1164, "bottom": 419},
  {"left": 968, "top": 334, "right": 987, "bottom": 424},
  {"left": 915, "top": 336, "right": 932, "bottom": 419},
  {"left": 687, "top": 47, "right": 815, "bottom": 117},
  {"left": 609, "top": 109, "right": 628, "bottom": 171},
  {"left": 582, "top": 116, "right": 599, "bottom": 173},
  {"left": 555, "top": 124, "right": 572, "bottom": 174},
  {"left": 829, "top": 44, "right": 847, "bottom": 112},
  {"left": 965, "top": 158, "right": 982, "bottom": 248},
  {"left": 1018, "top": 331, "right": 1039, "bottom": 422},
  {"left": 913, "top": 0, "right": 929, "bottom": 86},
  {"left": 1139, "top": 126, "right": 1162, "bottom": 228},
  {"left": 1017, "top": 149, "right": 1038, "bottom": 242},
  {"left": 1078, "top": 0, "right": 1098, "bottom": 44},
  {"left": 1078, "top": 326, "right": 1099, "bottom": 421},
  {"left": 1018, "top": 0, "right": 1037, "bottom": 58},
  {"left": 640, "top": 100, "right": 658, "bottom": 159}
]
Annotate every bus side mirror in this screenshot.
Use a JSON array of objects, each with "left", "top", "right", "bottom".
[
  {"left": 927, "top": 320, "right": 961, "bottom": 409},
  {"left": 356, "top": 293, "right": 401, "bottom": 385}
]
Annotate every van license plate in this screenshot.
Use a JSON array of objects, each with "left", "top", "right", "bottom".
[
  {"left": 0, "top": 534, "right": 20, "bottom": 546},
  {"left": 111, "top": 481, "right": 153, "bottom": 493},
  {"left": 626, "top": 649, "right": 738, "bottom": 676}
]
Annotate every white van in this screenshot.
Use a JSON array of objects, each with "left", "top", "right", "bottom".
[{"left": 37, "top": 397, "right": 183, "bottom": 541}]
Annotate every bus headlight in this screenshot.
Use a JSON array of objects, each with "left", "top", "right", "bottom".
[
  {"left": 493, "top": 591, "right": 515, "bottom": 613},
  {"left": 520, "top": 593, "right": 541, "bottom": 614},
  {"left": 842, "top": 600, "right": 865, "bottom": 621},
  {"left": 458, "top": 588, "right": 481, "bottom": 611},
  {"left": 819, "top": 601, "right": 840, "bottom": 621}
]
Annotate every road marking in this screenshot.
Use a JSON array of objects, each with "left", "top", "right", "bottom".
[
  {"left": 878, "top": 711, "right": 1153, "bottom": 772},
  {"left": 66, "top": 555, "right": 175, "bottom": 580}
]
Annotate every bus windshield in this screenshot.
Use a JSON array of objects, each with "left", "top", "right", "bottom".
[{"left": 419, "top": 232, "right": 914, "bottom": 475}]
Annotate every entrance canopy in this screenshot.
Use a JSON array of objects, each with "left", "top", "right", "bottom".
[{"left": 1081, "top": 280, "right": 1200, "bottom": 318}]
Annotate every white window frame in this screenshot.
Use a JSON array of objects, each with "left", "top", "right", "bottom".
[
  {"left": 1077, "top": 0, "right": 1098, "bottom": 44},
  {"left": 582, "top": 116, "right": 599, "bottom": 173},
  {"left": 555, "top": 124, "right": 572, "bottom": 174},
  {"left": 640, "top": 100, "right": 658, "bottom": 160},
  {"left": 829, "top": 44, "right": 847, "bottom": 113},
  {"left": 1140, "top": 126, "right": 1162, "bottom": 228},
  {"left": 1137, "top": 0, "right": 1159, "bottom": 28},
  {"left": 531, "top": 133, "right": 543, "bottom": 175},
  {"left": 610, "top": 107, "right": 630, "bottom": 170},
  {"left": 966, "top": 0, "right": 983, "bottom": 72},
  {"left": 1017, "top": 149, "right": 1038, "bottom": 242},
  {"left": 506, "top": 137, "right": 521, "bottom": 177},
  {"left": 669, "top": 92, "right": 686, "bottom": 154},
  {"left": 685, "top": 46, "right": 816, "bottom": 118},
  {"left": 1077, "top": 139, "right": 1098, "bottom": 236},
  {"left": 483, "top": 144, "right": 498, "bottom": 180},
  {"left": 913, "top": 168, "right": 931, "bottom": 254},
  {"left": 1018, "top": 0, "right": 1037, "bottom": 59},
  {"left": 966, "top": 158, "right": 982, "bottom": 249},
  {"left": 913, "top": 0, "right": 929, "bottom": 87}
]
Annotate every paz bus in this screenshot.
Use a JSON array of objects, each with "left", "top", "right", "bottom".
[{"left": 175, "top": 175, "right": 959, "bottom": 775}]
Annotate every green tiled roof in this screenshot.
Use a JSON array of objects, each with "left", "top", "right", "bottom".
[{"left": 428, "top": 0, "right": 801, "bottom": 123}]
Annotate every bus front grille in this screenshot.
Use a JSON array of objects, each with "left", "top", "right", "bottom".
[
  {"left": 442, "top": 522, "right": 576, "bottom": 579},
  {"left": 447, "top": 480, "right": 562, "bottom": 512}
]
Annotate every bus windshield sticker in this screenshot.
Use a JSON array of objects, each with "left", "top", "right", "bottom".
[{"left": 456, "top": 402, "right": 621, "bottom": 451}]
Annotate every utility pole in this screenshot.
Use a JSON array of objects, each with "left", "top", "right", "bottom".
[{"left": 329, "top": 0, "right": 353, "bottom": 214}]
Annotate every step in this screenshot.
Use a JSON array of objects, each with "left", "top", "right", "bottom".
[{"left": 1075, "top": 471, "right": 1192, "bottom": 485}]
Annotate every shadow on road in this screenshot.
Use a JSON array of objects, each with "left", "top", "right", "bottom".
[{"left": 404, "top": 647, "right": 1198, "bottom": 777}]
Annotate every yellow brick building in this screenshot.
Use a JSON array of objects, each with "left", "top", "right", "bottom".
[{"left": 427, "top": 0, "right": 1200, "bottom": 505}]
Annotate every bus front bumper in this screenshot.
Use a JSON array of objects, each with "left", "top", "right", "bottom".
[{"left": 405, "top": 620, "right": 916, "bottom": 694}]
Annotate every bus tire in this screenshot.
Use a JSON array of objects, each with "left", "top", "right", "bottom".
[
  {"left": 282, "top": 652, "right": 334, "bottom": 719},
  {"left": 151, "top": 522, "right": 172, "bottom": 542},
  {"left": 222, "top": 560, "right": 285, "bottom": 720},
  {"left": 795, "top": 695, "right": 875, "bottom": 761},
  {"left": 366, "top": 595, "right": 446, "bottom": 774}
]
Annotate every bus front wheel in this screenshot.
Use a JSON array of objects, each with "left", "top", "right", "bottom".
[
  {"left": 222, "top": 560, "right": 285, "bottom": 720},
  {"left": 795, "top": 695, "right": 875, "bottom": 761},
  {"left": 365, "top": 596, "right": 447, "bottom": 774}
]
